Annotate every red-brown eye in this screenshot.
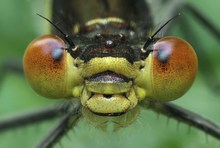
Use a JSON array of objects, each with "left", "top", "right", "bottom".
[
  {"left": 149, "top": 36, "right": 198, "bottom": 101},
  {"left": 23, "top": 35, "right": 71, "bottom": 98}
]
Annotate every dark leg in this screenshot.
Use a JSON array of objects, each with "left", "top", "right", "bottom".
[
  {"left": 0, "top": 105, "right": 62, "bottom": 132},
  {"left": 0, "top": 99, "right": 81, "bottom": 147},
  {"left": 36, "top": 103, "right": 81, "bottom": 148},
  {"left": 0, "top": 100, "right": 81, "bottom": 131},
  {"left": 141, "top": 101, "right": 220, "bottom": 140}
]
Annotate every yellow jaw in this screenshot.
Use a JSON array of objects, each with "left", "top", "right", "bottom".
[{"left": 76, "top": 57, "right": 142, "bottom": 114}]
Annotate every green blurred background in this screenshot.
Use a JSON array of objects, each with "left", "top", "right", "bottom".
[{"left": 0, "top": 0, "right": 220, "bottom": 148}]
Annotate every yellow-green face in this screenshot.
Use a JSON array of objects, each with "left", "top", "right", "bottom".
[
  {"left": 76, "top": 57, "right": 141, "bottom": 114},
  {"left": 23, "top": 31, "right": 198, "bottom": 115}
]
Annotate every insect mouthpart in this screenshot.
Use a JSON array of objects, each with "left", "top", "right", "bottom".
[
  {"left": 77, "top": 54, "right": 142, "bottom": 115},
  {"left": 81, "top": 90, "right": 138, "bottom": 116},
  {"left": 85, "top": 71, "right": 133, "bottom": 95},
  {"left": 80, "top": 70, "right": 138, "bottom": 115},
  {"left": 86, "top": 71, "right": 131, "bottom": 83}
]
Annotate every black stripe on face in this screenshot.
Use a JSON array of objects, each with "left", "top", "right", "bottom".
[{"left": 77, "top": 34, "right": 142, "bottom": 63}]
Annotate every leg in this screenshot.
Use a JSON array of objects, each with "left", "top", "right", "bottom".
[
  {"left": 0, "top": 99, "right": 81, "bottom": 147},
  {"left": 141, "top": 101, "right": 220, "bottom": 140},
  {"left": 0, "top": 105, "right": 62, "bottom": 132},
  {"left": 0, "top": 99, "right": 81, "bottom": 130},
  {"left": 36, "top": 107, "right": 81, "bottom": 148}
]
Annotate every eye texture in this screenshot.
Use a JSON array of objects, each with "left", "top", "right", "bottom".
[
  {"left": 23, "top": 35, "right": 69, "bottom": 98},
  {"left": 150, "top": 36, "right": 198, "bottom": 101}
]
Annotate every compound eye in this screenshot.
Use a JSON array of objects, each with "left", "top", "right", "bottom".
[
  {"left": 150, "top": 36, "right": 198, "bottom": 101},
  {"left": 23, "top": 35, "right": 70, "bottom": 98}
]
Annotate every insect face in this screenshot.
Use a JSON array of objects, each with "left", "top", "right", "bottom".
[
  {"left": 24, "top": 18, "right": 198, "bottom": 115},
  {"left": 1, "top": 0, "right": 220, "bottom": 147}
]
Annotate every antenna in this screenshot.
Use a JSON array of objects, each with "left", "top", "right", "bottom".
[
  {"left": 142, "top": 13, "right": 181, "bottom": 50},
  {"left": 36, "top": 13, "right": 75, "bottom": 48}
]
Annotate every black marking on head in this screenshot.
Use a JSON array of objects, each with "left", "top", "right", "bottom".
[{"left": 77, "top": 34, "right": 141, "bottom": 63}]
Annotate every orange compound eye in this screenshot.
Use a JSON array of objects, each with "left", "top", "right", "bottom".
[
  {"left": 148, "top": 36, "right": 198, "bottom": 101},
  {"left": 23, "top": 35, "right": 73, "bottom": 98}
]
